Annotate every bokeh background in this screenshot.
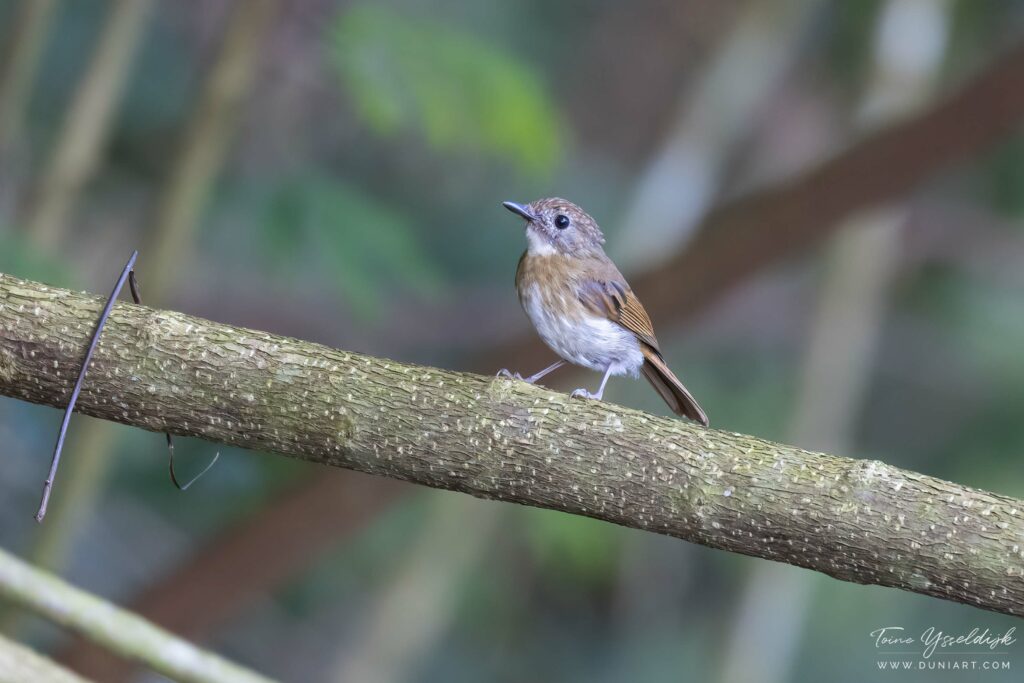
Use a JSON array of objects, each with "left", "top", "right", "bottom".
[{"left": 2, "top": 0, "right": 1024, "bottom": 681}]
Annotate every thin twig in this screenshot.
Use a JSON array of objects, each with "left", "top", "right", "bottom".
[
  {"left": 166, "top": 433, "right": 219, "bottom": 491},
  {"left": 35, "top": 250, "right": 138, "bottom": 522},
  {"left": 127, "top": 269, "right": 218, "bottom": 490}
]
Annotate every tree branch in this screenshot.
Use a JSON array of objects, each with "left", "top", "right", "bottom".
[
  {"left": 2, "top": 273, "right": 1023, "bottom": 616},
  {"left": 0, "top": 546, "right": 274, "bottom": 683},
  {"left": 59, "top": 472, "right": 406, "bottom": 682},
  {"left": 61, "top": 472, "right": 405, "bottom": 682},
  {"left": 0, "top": 632, "right": 93, "bottom": 683}
]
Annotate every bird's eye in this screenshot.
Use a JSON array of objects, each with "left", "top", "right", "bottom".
[{"left": 554, "top": 214, "right": 570, "bottom": 229}]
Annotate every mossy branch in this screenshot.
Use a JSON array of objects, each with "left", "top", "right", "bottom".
[{"left": 1, "top": 272, "right": 1023, "bottom": 616}]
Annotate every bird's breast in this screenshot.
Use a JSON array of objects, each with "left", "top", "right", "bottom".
[{"left": 517, "top": 255, "right": 642, "bottom": 375}]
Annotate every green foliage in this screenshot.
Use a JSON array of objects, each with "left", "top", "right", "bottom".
[
  {"left": 115, "top": 11, "right": 192, "bottom": 138},
  {"left": 945, "top": 0, "right": 1007, "bottom": 76},
  {"left": 825, "top": 0, "right": 883, "bottom": 89},
  {"left": 328, "top": 5, "right": 562, "bottom": 176},
  {"left": 981, "top": 134, "right": 1024, "bottom": 218},
  {"left": 521, "top": 507, "right": 623, "bottom": 586},
  {"left": 941, "top": 276, "right": 1024, "bottom": 385},
  {"left": 0, "top": 233, "right": 75, "bottom": 287},
  {"left": 260, "top": 176, "right": 443, "bottom": 318},
  {"left": 695, "top": 348, "right": 794, "bottom": 444},
  {"left": 278, "top": 494, "right": 431, "bottom": 617}
]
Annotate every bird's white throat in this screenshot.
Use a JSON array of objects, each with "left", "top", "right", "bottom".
[{"left": 526, "top": 228, "right": 557, "bottom": 256}]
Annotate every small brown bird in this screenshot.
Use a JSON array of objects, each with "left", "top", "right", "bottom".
[{"left": 499, "top": 197, "right": 708, "bottom": 426}]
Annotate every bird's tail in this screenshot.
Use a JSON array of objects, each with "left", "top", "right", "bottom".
[{"left": 640, "top": 345, "right": 708, "bottom": 426}]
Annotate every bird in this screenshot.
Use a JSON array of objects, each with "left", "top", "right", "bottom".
[{"left": 498, "top": 197, "right": 708, "bottom": 426}]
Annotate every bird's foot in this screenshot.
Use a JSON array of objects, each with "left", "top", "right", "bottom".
[
  {"left": 496, "top": 368, "right": 525, "bottom": 381},
  {"left": 570, "top": 388, "right": 601, "bottom": 401}
]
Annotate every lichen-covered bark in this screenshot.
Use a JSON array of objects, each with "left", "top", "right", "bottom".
[{"left": 2, "top": 272, "right": 1023, "bottom": 616}]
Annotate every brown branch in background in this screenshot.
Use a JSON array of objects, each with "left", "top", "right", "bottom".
[
  {"left": 55, "top": 37, "right": 1024, "bottom": 676},
  {"left": 19, "top": 0, "right": 153, "bottom": 249},
  {"left": 615, "top": 0, "right": 824, "bottom": 270},
  {"left": 634, "top": 39, "right": 1024, "bottom": 314},
  {"left": 499, "top": 37, "right": 1024, "bottom": 376}
]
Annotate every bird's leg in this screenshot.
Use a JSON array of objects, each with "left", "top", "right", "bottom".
[
  {"left": 496, "top": 360, "right": 565, "bottom": 384},
  {"left": 570, "top": 365, "right": 613, "bottom": 401},
  {"left": 524, "top": 360, "right": 566, "bottom": 383}
]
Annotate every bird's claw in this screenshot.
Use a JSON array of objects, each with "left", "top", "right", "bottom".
[
  {"left": 570, "top": 388, "right": 598, "bottom": 400},
  {"left": 496, "top": 368, "right": 524, "bottom": 381}
]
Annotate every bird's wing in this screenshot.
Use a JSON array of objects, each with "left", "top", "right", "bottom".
[{"left": 576, "top": 277, "right": 660, "bottom": 352}]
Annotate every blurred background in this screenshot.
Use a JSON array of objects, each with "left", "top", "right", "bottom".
[{"left": 1, "top": 0, "right": 1023, "bottom": 681}]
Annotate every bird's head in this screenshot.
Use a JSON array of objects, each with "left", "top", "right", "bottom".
[{"left": 502, "top": 197, "right": 606, "bottom": 257}]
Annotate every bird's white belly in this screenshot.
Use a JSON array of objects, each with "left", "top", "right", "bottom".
[{"left": 522, "top": 284, "right": 643, "bottom": 376}]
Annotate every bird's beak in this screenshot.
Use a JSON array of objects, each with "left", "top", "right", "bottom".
[{"left": 502, "top": 201, "right": 535, "bottom": 222}]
